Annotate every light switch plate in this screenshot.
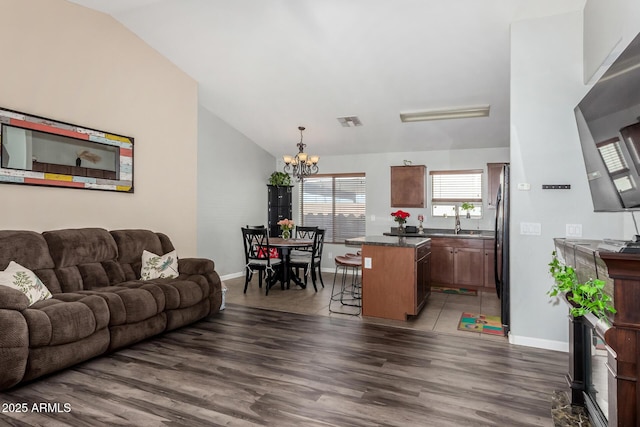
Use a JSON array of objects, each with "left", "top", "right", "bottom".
[
  {"left": 520, "top": 222, "right": 542, "bottom": 235},
  {"left": 364, "top": 257, "right": 372, "bottom": 269}
]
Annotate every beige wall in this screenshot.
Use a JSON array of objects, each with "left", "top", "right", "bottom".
[{"left": 0, "top": 0, "right": 199, "bottom": 255}]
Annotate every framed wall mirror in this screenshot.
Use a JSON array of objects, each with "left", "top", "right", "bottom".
[{"left": 0, "top": 107, "right": 133, "bottom": 192}]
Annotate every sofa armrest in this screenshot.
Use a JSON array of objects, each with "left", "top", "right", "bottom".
[
  {"left": 177, "top": 257, "right": 222, "bottom": 316},
  {"left": 0, "top": 285, "right": 29, "bottom": 311},
  {"left": 178, "top": 258, "right": 215, "bottom": 276}
]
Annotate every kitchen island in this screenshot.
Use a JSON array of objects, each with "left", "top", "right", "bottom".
[{"left": 346, "top": 235, "right": 431, "bottom": 321}]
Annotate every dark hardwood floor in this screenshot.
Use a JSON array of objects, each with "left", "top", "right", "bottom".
[{"left": 0, "top": 304, "right": 567, "bottom": 426}]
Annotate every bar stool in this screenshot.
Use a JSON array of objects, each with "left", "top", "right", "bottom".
[{"left": 329, "top": 254, "right": 362, "bottom": 316}]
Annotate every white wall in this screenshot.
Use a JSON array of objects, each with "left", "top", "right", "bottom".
[
  {"left": 285, "top": 147, "right": 510, "bottom": 270},
  {"left": 583, "top": 0, "right": 640, "bottom": 83},
  {"left": 0, "top": 0, "right": 199, "bottom": 255},
  {"left": 510, "top": 11, "right": 623, "bottom": 351},
  {"left": 197, "top": 105, "right": 275, "bottom": 277}
]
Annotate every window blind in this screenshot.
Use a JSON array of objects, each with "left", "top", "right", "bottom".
[
  {"left": 597, "top": 138, "right": 628, "bottom": 174},
  {"left": 430, "top": 169, "right": 482, "bottom": 203},
  {"left": 300, "top": 173, "right": 366, "bottom": 243}
]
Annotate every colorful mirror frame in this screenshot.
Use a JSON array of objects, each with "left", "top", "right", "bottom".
[{"left": 0, "top": 107, "right": 133, "bottom": 192}]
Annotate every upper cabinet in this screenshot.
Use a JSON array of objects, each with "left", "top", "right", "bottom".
[
  {"left": 390, "top": 165, "right": 426, "bottom": 207},
  {"left": 487, "top": 163, "right": 508, "bottom": 209}
]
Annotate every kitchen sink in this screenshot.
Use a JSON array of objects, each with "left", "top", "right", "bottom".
[{"left": 422, "top": 228, "right": 494, "bottom": 237}]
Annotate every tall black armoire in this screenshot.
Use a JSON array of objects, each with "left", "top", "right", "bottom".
[{"left": 267, "top": 185, "right": 292, "bottom": 237}]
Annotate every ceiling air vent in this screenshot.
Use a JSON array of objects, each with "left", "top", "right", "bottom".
[{"left": 337, "top": 116, "right": 362, "bottom": 127}]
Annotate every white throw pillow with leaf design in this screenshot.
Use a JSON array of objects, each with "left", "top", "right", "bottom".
[
  {"left": 141, "top": 250, "right": 179, "bottom": 280},
  {"left": 0, "top": 261, "right": 52, "bottom": 306}
]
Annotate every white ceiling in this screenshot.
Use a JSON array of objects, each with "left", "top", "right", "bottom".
[{"left": 66, "top": 0, "right": 585, "bottom": 158}]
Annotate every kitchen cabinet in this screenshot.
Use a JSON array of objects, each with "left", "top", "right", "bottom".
[
  {"left": 431, "top": 244, "right": 454, "bottom": 284},
  {"left": 360, "top": 237, "right": 431, "bottom": 320},
  {"left": 430, "top": 237, "right": 496, "bottom": 291},
  {"left": 390, "top": 165, "right": 425, "bottom": 207},
  {"left": 454, "top": 246, "right": 484, "bottom": 286},
  {"left": 416, "top": 243, "right": 431, "bottom": 307},
  {"left": 487, "top": 163, "right": 508, "bottom": 209},
  {"left": 267, "top": 185, "right": 292, "bottom": 237}
]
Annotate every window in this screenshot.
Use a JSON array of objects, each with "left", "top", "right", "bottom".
[
  {"left": 597, "top": 137, "right": 635, "bottom": 193},
  {"left": 300, "top": 173, "right": 366, "bottom": 243},
  {"left": 430, "top": 169, "right": 483, "bottom": 217}
]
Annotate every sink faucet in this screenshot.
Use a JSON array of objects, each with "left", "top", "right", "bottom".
[{"left": 454, "top": 205, "right": 461, "bottom": 235}]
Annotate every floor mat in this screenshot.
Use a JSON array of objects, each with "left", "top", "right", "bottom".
[
  {"left": 457, "top": 312, "right": 504, "bottom": 336},
  {"left": 432, "top": 286, "right": 478, "bottom": 296}
]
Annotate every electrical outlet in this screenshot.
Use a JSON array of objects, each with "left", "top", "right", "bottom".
[
  {"left": 364, "top": 257, "right": 372, "bottom": 269},
  {"left": 566, "top": 224, "right": 582, "bottom": 237}
]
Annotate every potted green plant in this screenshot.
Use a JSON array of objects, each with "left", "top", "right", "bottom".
[
  {"left": 460, "top": 202, "right": 475, "bottom": 219},
  {"left": 548, "top": 251, "right": 616, "bottom": 323},
  {"left": 268, "top": 171, "right": 291, "bottom": 186}
]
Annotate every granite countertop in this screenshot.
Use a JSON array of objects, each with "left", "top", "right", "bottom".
[
  {"left": 345, "top": 235, "right": 430, "bottom": 248},
  {"left": 384, "top": 228, "right": 495, "bottom": 240}
]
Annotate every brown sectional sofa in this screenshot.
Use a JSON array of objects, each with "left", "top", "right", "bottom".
[{"left": 0, "top": 228, "right": 222, "bottom": 390}]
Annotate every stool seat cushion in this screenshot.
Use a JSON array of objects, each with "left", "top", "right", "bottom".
[{"left": 335, "top": 256, "right": 362, "bottom": 267}]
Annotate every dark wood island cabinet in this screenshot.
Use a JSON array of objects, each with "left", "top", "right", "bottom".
[{"left": 348, "top": 236, "right": 431, "bottom": 321}]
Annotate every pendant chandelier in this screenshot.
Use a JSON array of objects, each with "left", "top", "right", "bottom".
[{"left": 283, "top": 126, "right": 319, "bottom": 181}]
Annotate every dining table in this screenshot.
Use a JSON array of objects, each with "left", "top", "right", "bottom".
[{"left": 268, "top": 237, "right": 313, "bottom": 290}]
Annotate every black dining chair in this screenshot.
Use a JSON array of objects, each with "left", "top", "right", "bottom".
[
  {"left": 310, "top": 229, "right": 325, "bottom": 288},
  {"left": 291, "top": 226, "right": 317, "bottom": 253},
  {"left": 241, "top": 227, "right": 282, "bottom": 295},
  {"left": 290, "top": 226, "right": 316, "bottom": 277},
  {"left": 295, "top": 225, "right": 318, "bottom": 239},
  {"left": 290, "top": 228, "right": 325, "bottom": 291}
]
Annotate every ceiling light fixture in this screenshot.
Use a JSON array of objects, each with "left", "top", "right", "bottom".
[
  {"left": 283, "top": 126, "right": 319, "bottom": 181},
  {"left": 337, "top": 116, "right": 363, "bottom": 127},
  {"left": 399, "top": 105, "right": 490, "bottom": 123}
]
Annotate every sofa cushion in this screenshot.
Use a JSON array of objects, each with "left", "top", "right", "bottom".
[
  {"left": 25, "top": 294, "right": 109, "bottom": 347},
  {"left": 42, "top": 228, "right": 125, "bottom": 292},
  {"left": 0, "top": 262, "right": 52, "bottom": 306},
  {"left": 141, "top": 250, "right": 179, "bottom": 280},
  {"left": 111, "top": 229, "right": 170, "bottom": 280},
  {"left": 43, "top": 228, "right": 118, "bottom": 268},
  {"left": 0, "top": 231, "right": 55, "bottom": 271},
  {"left": 76, "top": 283, "right": 166, "bottom": 326},
  {"left": 0, "top": 231, "right": 62, "bottom": 293},
  {"left": 142, "top": 278, "right": 207, "bottom": 310},
  {"left": 111, "top": 229, "right": 164, "bottom": 264}
]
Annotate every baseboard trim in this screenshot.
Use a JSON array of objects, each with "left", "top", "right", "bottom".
[
  {"left": 509, "top": 334, "right": 568, "bottom": 352},
  {"left": 220, "top": 272, "right": 245, "bottom": 281},
  {"left": 223, "top": 267, "right": 339, "bottom": 282}
]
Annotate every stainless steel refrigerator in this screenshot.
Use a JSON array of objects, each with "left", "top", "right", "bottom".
[{"left": 494, "top": 164, "right": 510, "bottom": 335}]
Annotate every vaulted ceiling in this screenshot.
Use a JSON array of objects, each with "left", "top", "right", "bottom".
[{"left": 66, "top": 0, "right": 585, "bottom": 157}]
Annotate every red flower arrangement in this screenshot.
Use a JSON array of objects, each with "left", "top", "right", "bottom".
[{"left": 391, "top": 210, "right": 410, "bottom": 225}]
